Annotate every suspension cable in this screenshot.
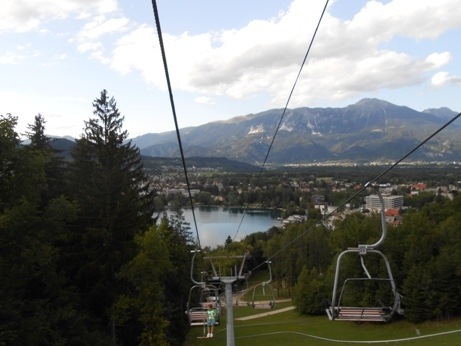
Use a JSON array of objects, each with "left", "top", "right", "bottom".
[
  {"left": 232, "top": 0, "right": 330, "bottom": 242},
  {"left": 150, "top": 0, "right": 201, "bottom": 249}
]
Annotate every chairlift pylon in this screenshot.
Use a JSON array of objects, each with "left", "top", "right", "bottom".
[
  {"left": 326, "top": 189, "right": 404, "bottom": 322},
  {"left": 204, "top": 252, "right": 250, "bottom": 345}
]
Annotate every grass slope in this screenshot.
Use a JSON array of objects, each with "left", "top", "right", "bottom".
[{"left": 184, "top": 305, "right": 461, "bottom": 345}]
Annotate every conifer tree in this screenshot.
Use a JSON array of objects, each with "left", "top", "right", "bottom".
[
  {"left": 24, "top": 113, "right": 68, "bottom": 203},
  {"left": 25, "top": 113, "right": 50, "bottom": 150},
  {"left": 68, "top": 90, "right": 155, "bottom": 342},
  {"left": 0, "top": 114, "right": 110, "bottom": 344}
]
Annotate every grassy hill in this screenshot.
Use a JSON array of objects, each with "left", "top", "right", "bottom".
[{"left": 184, "top": 306, "right": 461, "bottom": 345}]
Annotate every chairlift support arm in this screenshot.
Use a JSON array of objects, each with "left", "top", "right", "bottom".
[{"left": 190, "top": 250, "right": 204, "bottom": 286}]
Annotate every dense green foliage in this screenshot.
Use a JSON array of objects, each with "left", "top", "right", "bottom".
[
  {"left": 236, "top": 193, "right": 461, "bottom": 323},
  {"left": 0, "top": 92, "right": 193, "bottom": 345},
  {"left": 1, "top": 96, "right": 460, "bottom": 345}
]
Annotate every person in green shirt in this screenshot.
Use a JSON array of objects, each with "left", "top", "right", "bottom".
[{"left": 206, "top": 304, "right": 217, "bottom": 337}]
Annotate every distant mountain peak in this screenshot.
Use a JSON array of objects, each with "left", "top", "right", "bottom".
[
  {"left": 356, "top": 98, "right": 390, "bottom": 105},
  {"left": 130, "top": 98, "right": 461, "bottom": 164},
  {"left": 352, "top": 98, "right": 400, "bottom": 111},
  {"left": 423, "top": 107, "right": 458, "bottom": 119}
]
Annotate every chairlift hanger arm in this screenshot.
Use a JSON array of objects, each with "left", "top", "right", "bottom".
[
  {"left": 190, "top": 250, "right": 204, "bottom": 285},
  {"left": 264, "top": 260, "right": 273, "bottom": 285},
  {"left": 360, "top": 188, "right": 387, "bottom": 250}
]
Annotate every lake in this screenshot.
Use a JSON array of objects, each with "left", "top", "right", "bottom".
[{"left": 180, "top": 207, "right": 282, "bottom": 248}]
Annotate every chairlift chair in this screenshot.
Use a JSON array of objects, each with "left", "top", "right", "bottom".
[
  {"left": 186, "top": 250, "right": 222, "bottom": 327},
  {"left": 249, "top": 261, "right": 276, "bottom": 309},
  {"left": 186, "top": 283, "right": 221, "bottom": 326},
  {"left": 326, "top": 189, "right": 403, "bottom": 322}
]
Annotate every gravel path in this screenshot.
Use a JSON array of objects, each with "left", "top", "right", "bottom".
[{"left": 235, "top": 306, "right": 295, "bottom": 321}]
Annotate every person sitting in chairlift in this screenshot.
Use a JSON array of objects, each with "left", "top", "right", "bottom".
[{"left": 206, "top": 304, "right": 217, "bottom": 337}]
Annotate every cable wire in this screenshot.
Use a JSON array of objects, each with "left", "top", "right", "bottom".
[
  {"left": 232, "top": 0, "right": 330, "bottom": 242},
  {"left": 150, "top": 0, "right": 201, "bottom": 249}
]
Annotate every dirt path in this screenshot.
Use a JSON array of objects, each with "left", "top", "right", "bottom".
[{"left": 235, "top": 306, "right": 295, "bottom": 321}]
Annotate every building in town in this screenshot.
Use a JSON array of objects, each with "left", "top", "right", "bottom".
[{"left": 365, "top": 194, "right": 403, "bottom": 211}]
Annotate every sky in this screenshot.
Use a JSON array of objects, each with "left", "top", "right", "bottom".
[{"left": 1, "top": 0, "right": 461, "bottom": 139}]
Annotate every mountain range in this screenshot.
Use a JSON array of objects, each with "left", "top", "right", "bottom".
[{"left": 131, "top": 98, "right": 460, "bottom": 165}]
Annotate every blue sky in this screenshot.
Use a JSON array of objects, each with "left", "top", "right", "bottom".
[{"left": 1, "top": 0, "right": 460, "bottom": 139}]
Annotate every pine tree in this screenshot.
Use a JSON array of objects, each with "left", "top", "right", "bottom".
[
  {"left": 25, "top": 113, "right": 50, "bottom": 150},
  {"left": 67, "top": 90, "right": 156, "bottom": 342},
  {"left": 0, "top": 114, "right": 110, "bottom": 344},
  {"left": 24, "top": 113, "right": 68, "bottom": 203}
]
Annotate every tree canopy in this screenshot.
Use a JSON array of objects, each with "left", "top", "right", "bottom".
[{"left": 0, "top": 92, "right": 193, "bottom": 345}]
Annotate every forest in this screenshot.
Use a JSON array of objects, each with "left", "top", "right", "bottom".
[
  {"left": 203, "top": 186, "right": 461, "bottom": 323},
  {"left": 0, "top": 91, "right": 193, "bottom": 345},
  {"left": 1, "top": 90, "right": 460, "bottom": 345}
]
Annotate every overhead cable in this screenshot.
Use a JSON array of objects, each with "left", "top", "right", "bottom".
[
  {"left": 232, "top": 0, "right": 330, "bottom": 242},
  {"left": 150, "top": 0, "right": 201, "bottom": 249}
]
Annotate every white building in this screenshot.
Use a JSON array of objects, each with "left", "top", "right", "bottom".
[{"left": 365, "top": 195, "right": 403, "bottom": 211}]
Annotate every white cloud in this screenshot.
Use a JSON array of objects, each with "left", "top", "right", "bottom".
[
  {"left": 93, "top": 0, "right": 461, "bottom": 108},
  {"left": 426, "top": 52, "right": 451, "bottom": 68},
  {"left": 431, "top": 71, "right": 461, "bottom": 88},
  {"left": 0, "top": 0, "right": 117, "bottom": 33},
  {"left": 77, "top": 15, "right": 129, "bottom": 42},
  {"left": 4, "top": 0, "right": 460, "bottom": 128},
  {"left": 431, "top": 72, "right": 449, "bottom": 88},
  {"left": 0, "top": 51, "right": 25, "bottom": 64},
  {"left": 74, "top": 15, "right": 130, "bottom": 62},
  {"left": 195, "top": 96, "right": 215, "bottom": 105},
  {"left": 110, "top": 25, "right": 162, "bottom": 79},
  {"left": 350, "top": 0, "right": 461, "bottom": 41}
]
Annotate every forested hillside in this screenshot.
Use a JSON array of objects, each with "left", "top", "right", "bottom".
[
  {"left": 223, "top": 193, "right": 461, "bottom": 323},
  {"left": 0, "top": 91, "right": 194, "bottom": 345},
  {"left": 1, "top": 91, "right": 460, "bottom": 345},
  {"left": 189, "top": 188, "right": 461, "bottom": 324}
]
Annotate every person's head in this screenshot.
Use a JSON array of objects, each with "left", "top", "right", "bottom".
[{"left": 208, "top": 304, "right": 212, "bottom": 309}]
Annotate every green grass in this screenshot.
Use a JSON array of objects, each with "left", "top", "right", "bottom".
[
  {"left": 242, "top": 270, "right": 284, "bottom": 303},
  {"left": 241, "top": 283, "right": 277, "bottom": 303},
  {"left": 184, "top": 305, "right": 461, "bottom": 345}
]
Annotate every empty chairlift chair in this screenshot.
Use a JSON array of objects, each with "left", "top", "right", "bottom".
[
  {"left": 250, "top": 261, "right": 276, "bottom": 309},
  {"left": 326, "top": 189, "right": 403, "bottom": 322}
]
